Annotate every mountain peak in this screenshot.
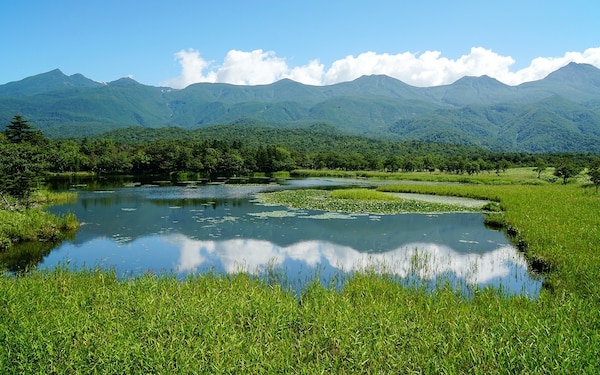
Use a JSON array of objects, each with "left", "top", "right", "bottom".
[
  {"left": 109, "top": 77, "right": 143, "bottom": 87},
  {"left": 543, "top": 62, "right": 600, "bottom": 85},
  {"left": 24, "top": 68, "right": 69, "bottom": 83},
  {"left": 44, "top": 68, "right": 66, "bottom": 76},
  {"left": 352, "top": 74, "right": 409, "bottom": 86},
  {"left": 334, "top": 74, "right": 419, "bottom": 99},
  {"left": 453, "top": 75, "right": 507, "bottom": 88},
  {"left": 0, "top": 69, "right": 101, "bottom": 97}
]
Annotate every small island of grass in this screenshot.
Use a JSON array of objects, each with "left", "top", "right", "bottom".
[
  {"left": 257, "top": 188, "right": 484, "bottom": 214},
  {"left": 0, "top": 190, "right": 78, "bottom": 253}
]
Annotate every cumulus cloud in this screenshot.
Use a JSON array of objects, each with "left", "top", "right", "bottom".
[
  {"left": 161, "top": 49, "right": 218, "bottom": 88},
  {"left": 162, "top": 47, "right": 600, "bottom": 89}
]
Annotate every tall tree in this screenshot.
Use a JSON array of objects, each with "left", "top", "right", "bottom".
[
  {"left": 534, "top": 158, "right": 547, "bottom": 179},
  {"left": 554, "top": 158, "right": 582, "bottom": 184},
  {"left": 588, "top": 158, "right": 600, "bottom": 193},
  {"left": 4, "top": 115, "right": 43, "bottom": 144},
  {"left": 0, "top": 143, "right": 46, "bottom": 205}
]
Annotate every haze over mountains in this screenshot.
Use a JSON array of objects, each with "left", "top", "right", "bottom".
[{"left": 1, "top": 63, "right": 600, "bottom": 153}]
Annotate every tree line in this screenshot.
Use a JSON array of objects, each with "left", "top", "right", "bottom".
[{"left": 2, "top": 116, "right": 600, "bottom": 201}]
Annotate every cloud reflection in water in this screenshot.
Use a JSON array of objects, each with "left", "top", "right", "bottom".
[{"left": 168, "top": 234, "right": 528, "bottom": 286}]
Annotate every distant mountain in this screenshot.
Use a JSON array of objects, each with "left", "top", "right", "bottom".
[
  {"left": 1, "top": 63, "right": 600, "bottom": 153},
  {"left": 517, "top": 62, "right": 600, "bottom": 104},
  {"left": 0, "top": 69, "right": 103, "bottom": 97}
]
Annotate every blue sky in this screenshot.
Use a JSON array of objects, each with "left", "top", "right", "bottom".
[{"left": 1, "top": 0, "right": 599, "bottom": 88}]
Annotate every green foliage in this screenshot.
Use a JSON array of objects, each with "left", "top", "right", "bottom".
[
  {"left": 553, "top": 157, "right": 583, "bottom": 184},
  {"left": 0, "top": 117, "right": 49, "bottom": 202},
  {"left": 533, "top": 158, "right": 547, "bottom": 178},
  {"left": 588, "top": 158, "right": 600, "bottom": 192},
  {"left": 4, "top": 115, "right": 43, "bottom": 144},
  {"left": 3, "top": 64, "right": 600, "bottom": 153},
  {"left": 64, "top": 125, "right": 598, "bottom": 178}
]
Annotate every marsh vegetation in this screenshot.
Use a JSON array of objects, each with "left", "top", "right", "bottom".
[
  {"left": 257, "top": 187, "right": 484, "bottom": 214},
  {"left": 34, "top": 180, "right": 538, "bottom": 298},
  {"left": 1, "top": 118, "right": 600, "bottom": 372},
  {"left": 2, "top": 169, "right": 600, "bottom": 372}
]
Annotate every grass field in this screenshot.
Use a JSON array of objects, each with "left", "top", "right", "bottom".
[{"left": 1, "top": 168, "right": 599, "bottom": 373}]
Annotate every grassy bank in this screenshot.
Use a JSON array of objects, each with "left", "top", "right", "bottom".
[
  {"left": 377, "top": 183, "right": 600, "bottom": 299},
  {"left": 1, "top": 269, "right": 598, "bottom": 373},
  {"left": 0, "top": 191, "right": 78, "bottom": 252},
  {"left": 292, "top": 167, "right": 560, "bottom": 185},
  {"left": 1, "top": 171, "right": 600, "bottom": 372}
]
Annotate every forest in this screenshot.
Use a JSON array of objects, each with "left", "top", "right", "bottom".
[{"left": 2, "top": 115, "right": 600, "bottom": 202}]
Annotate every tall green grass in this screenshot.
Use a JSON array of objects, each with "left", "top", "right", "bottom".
[
  {"left": 0, "top": 269, "right": 598, "bottom": 373},
  {"left": 0, "top": 209, "right": 77, "bottom": 250},
  {"left": 0, "top": 190, "right": 78, "bottom": 253},
  {"left": 378, "top": 182, "right": 600, "bottom": 299},
  {"left": 292, "top": 167, "right": 555, "bottom": 185},
  {"left": 2, "top": 171, "right": 600, "bottom": 372}
]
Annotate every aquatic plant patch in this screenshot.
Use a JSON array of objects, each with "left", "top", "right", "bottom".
[
  {"left": 256, "top": 189, "right": 479, "bottom": 214},
  {"left": 300, "top": 212, "right": 357, "bottom": 220},
  {"left": 247, "top": 210, "right": 299, "bottom": 218}
]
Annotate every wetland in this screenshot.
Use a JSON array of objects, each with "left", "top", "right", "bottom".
[{"left": 42, "top": 178, "right": 541, "bottom": 296}]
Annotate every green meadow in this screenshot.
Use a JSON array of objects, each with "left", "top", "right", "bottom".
[{"left": 1, "top": 169, "right": 600, "bottom": 373}]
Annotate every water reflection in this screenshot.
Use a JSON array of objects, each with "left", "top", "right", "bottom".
[
  {"left": 40, "top": 181, "right": 542, "bottom": 297},
  {"left": 170, "top": 235, "right": 529, "bottom": 285}
]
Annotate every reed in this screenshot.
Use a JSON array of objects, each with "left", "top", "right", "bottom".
[
  {"left": 0, "top": 190, "right": 78, "bottom": 252},
  {"left": 1, "top": 171, "right": 600, "bottom": 372},
  {"left": 378, "top": 182, "right": 600, "bottom": 298},
  {"left": 0, "top": 268, "right": 598, "bottom": 373}
]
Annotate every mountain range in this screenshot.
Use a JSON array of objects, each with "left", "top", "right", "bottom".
[{"left": 1, "top": 62, "right": 600, "bottom": 153}]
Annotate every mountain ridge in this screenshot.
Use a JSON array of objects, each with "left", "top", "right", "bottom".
[{"left": 1, "top": 63, "right": 600, "bottom": 153}]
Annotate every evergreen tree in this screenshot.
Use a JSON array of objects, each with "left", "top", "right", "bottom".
[
  {"left": 4, "top": 115, "right": 43, "bottom": 144},
  {"left": 0, "top": 143, "right": 46, "bottom": 205}
]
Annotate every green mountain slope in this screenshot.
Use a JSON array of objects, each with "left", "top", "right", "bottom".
[
  {"left": 1, "top": 63, "right": 600, "bottom": 153},
  {"left": 0, "top": 69, "right": 102, "bottom": 97}
]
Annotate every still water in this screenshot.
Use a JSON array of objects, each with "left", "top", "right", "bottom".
[{"left": 45, "top": 179, "right": 542, "bottom": 297}]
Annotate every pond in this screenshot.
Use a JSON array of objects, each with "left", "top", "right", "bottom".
[{"left": 43, "top": 179, "right": 542, "bottom": 297}]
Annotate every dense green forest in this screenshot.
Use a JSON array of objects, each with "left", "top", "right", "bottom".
[{"left": 1, "top": 116, "right": 599, "bottom": 201}]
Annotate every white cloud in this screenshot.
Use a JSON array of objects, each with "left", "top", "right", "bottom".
[
  {"left": 162, "top": 47, "right": 600, "bottom": 89},
  {"left": 162, "top": 49, "right": 216, "bottom": 88},
  {"left": 284, "top": 59, "right": 325, "bottom": 86},
  {"left": 217, "top": 49, "right": 288, "bottom": 85}
]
